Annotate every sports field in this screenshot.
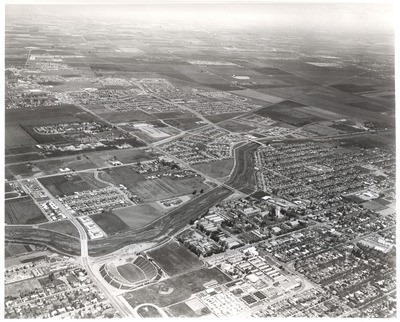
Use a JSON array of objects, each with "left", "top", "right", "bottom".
[
  {"left": 117, "top": 263, "right": 146, "bottom": 283},
  {"left": 124, "top": 267, "right": 231, "bottom": 308}
]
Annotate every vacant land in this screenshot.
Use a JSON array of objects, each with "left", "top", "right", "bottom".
[
  {"left": 113, "top": 203, "right": 164, "bottom": 229},
  {"left": 5, "top": 198, "right": 47, "bottom": 225},
  {"left": 192, "top": 159, "right": 234, "bottom": 179},
  {"left": 39, "top": 220, "right": 80, "bottom": 238},
  {"left": 5, "top": 278, "right": 42, "bottom": 298},
  {"left": 124, "top": 267, "right": 231, "bottom": 308},
  {"left": 90, "top": 212, "right": 131, "bottom": 235},
  {"left": 147, "top": 242, "right": 203, "bottom": 277}
]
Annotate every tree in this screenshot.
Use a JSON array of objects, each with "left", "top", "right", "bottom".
[
  {"left": 200, "top": 189, "right": 204, "bottom": 194},
  {"left": 192, "top": 190, "right": 197, "bottom": 195}
]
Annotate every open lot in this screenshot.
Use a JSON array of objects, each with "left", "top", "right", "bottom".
[
  {"left": 39, "top": 220, "right": 80, "bottom": 238},
  {"left": 147, "top": 241, "right": 203, "bottom": 277},
  {"left": 90, "top": 212, "right": 131, "bottom": 235},
  {"left": 5, "top": 278, "right": 42, "bottom": 298},
  {"left": 192, "top": 159, "right": 234, "bottom": 179},
  {"left": 113, "top": 203, "right": 164, "bottom": 230},
  {"left": 124, "top": 267, "right": 231, "bottom": 308},
  {"left": 5, "top": 197, "right": 48, "bottom": 225}
]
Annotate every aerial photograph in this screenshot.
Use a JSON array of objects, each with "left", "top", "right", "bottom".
[{"left": 3, "top": 1, "right": 396, "bottom": 319}]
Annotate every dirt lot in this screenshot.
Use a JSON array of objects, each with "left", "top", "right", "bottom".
[
  {"left": 113, "top": 203, "right": 164, "bottom": 229},
  {"left": 90, "top": 212, "right": 131, "bottom": 235},
  {"left": 192, "top": 159, "right": 234, "bottom": 179},
  {"left": 39, "top": 220, "right": 80, "bottom": 238},
  {"left": 147, "top": 241, "right": 203, "bottom": 277}
]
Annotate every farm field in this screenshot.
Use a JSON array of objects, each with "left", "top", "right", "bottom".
[
  {"left": 113, "top": 203, "right": 165, "bottom": 230},
  {"left": 147, "top": 241, "right": 203, "bottom": 277},
  {"left": 102, "top": 166, "right": 209, "bottom": 203},
  {"left": 5, "top": 197, "right": 48, "bottom": 225},
  {"left": 5, "top": 105, "right": 94, "bottom": 149},
  {"left": 38, "top": 172, "right": 108, "bottom": 197},
  {"left": 85, "top": 105, "right": 156, "bottom": 123},
  {"left": 123, "top": 267, "right": 231, "bottom": 308},
  {"left": 4, "top": 243, "right": 34, "bottom": 258},
  {"left": 163, "top": 117, "right": 205, "bottom": 131},
  {"left": 88, "top": 148, "right": 158, "bottom": 167},
  {"left": 129, "top": 177, "right": 209, "bottom": 203}
]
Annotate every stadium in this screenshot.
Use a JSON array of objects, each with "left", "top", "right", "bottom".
[{"left": 100, "top": 255, "right": 162, "bottom": 290}]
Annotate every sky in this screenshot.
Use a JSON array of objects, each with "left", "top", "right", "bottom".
[{"left": 4, "top": 2, "right": 395, "bottom": 33}]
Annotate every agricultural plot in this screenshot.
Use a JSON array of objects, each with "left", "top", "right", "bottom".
[
  {"left": 38, "top": 172, "right": 108, "bottom": 197},
  {"left": 103, "top": 166, "right": 209, "bottom": 203},
  {"left": 255, "top": 100, "right": 327, "bottom": 127},
  {"left": 123, "top": 267, "right": 231, "bottom": 308},
  {"left": 5, "top": 243, "right": 34, "bottom": 258},
  {"left": 130, "top": 177, "right": 209, "bottom": 203},
  {"left": 5, "top": 197, "right": 47, "bottom": 225},
  {"left": 113, "top": 203, "right": 164, "bottom": 230},
  {"left": 163, "top": 117, "right": 206, "bottom": 131},
  {"left": 147, "top": 241, "right": 203, "bottom": 277},
  {"left": 86, "top": 105, "right": 156, "bottom": 123}
]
